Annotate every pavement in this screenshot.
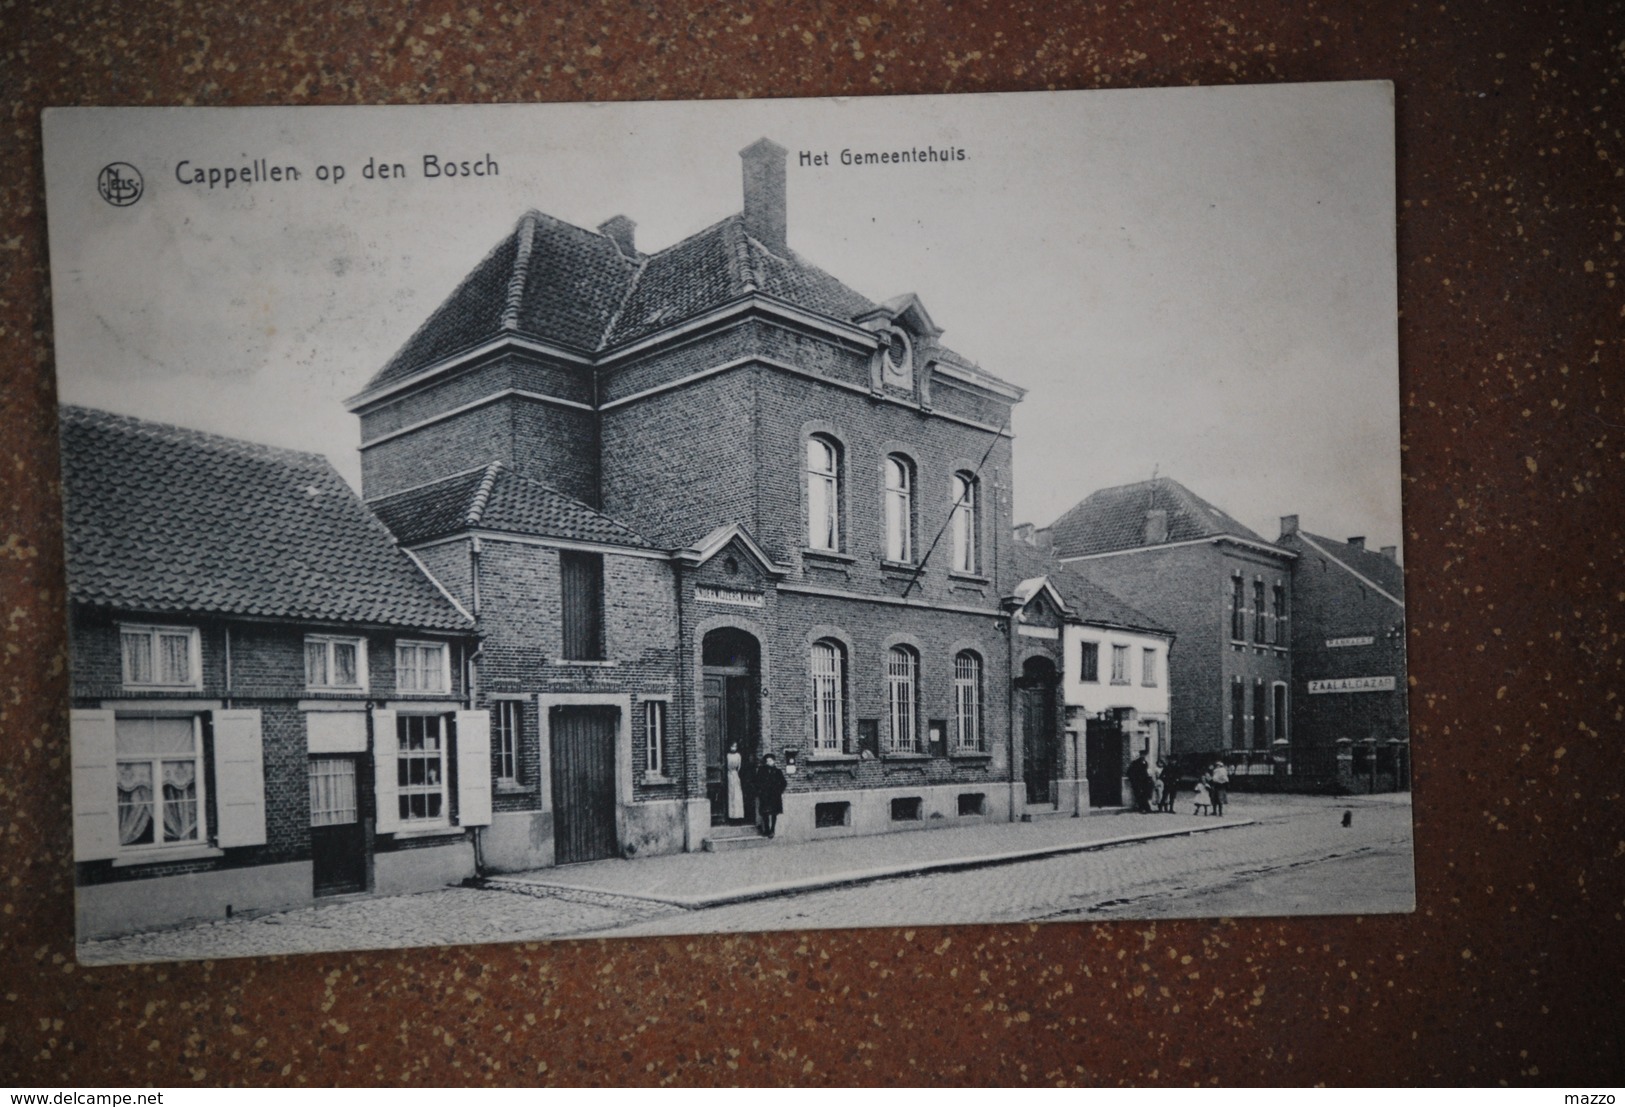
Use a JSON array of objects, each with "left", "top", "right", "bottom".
[
  {"left": 483, "top": 806, "right": 1257, "bottom": 908},
  {"left": 76, "top": 792, "right": 1411, "bottom": 964}
]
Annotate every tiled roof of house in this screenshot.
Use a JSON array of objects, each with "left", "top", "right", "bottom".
[
  {"left": 359, "top": 210, "right": 1006, "bottom": 395},
  {"left": 1048, "top": 478, "right": 1278, "bottom": 559},
  {"left": 1006, "top": 542, "right": 1171, "bottom": 636},
  {"left": 1294, "top": 530, "right": 1405, "bottom": 598},
  {"left": 368, "top": 462, "right": 649, "bottom": 550},
  {"left": 59, "top": 406, "right": 473, "bottom": 632}
]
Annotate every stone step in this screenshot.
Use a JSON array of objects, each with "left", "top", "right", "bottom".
[
  {"left": 702, "top": 831, "right": 772, "bottom": 852},
  {"left": 707, "top": 823, "right": 764, "bottom": 838}
]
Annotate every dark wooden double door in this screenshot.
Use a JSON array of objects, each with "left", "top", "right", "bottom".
[
  {"left": 704, "top": 668, "right": 757, "bottom": 825},
  {"left": 1020, "top": 659, "right": 1061, "bottom": 805},
  {"left": 550, "top": 705, "right": 620, "bottom": 864},
  {"left": 1085, "top": 718, "right": 1125, "bottom": 808}
]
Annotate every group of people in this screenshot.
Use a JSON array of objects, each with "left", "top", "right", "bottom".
[
  {"left": 1126, "top": 752, "right": 1230, "bottom": 816},
  {"left": 724, "top": 742, "right": 789, "bottom": 838}
]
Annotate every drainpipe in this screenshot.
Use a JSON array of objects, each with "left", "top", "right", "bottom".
[
  {"left": 1005, "top": 602, "right": 1018, "bottom": 823},
  {"left": 674, "top": 558, "right": 691, "bottom": 853},
  {"left": 223, "top": 623, "right": 233, "bottom": 709}
]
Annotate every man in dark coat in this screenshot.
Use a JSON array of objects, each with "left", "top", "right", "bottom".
[
  {"left": 1127, "top": 750, "right": 1154, "bottom": 813},
  {"left": 755, "top": 754, "right": 788, "bottom": 838}
]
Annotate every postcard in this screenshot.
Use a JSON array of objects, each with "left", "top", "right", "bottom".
[{"left": 43, "top": 84, "right": 1412, "bottom": 964}]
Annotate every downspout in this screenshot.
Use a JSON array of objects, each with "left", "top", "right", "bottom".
[
  {"left": 1006, "top": 602, "right": 1018, "bottom": 822},
  {"left": 675, "top": 557, "right": 691, "bottom": 853},
  {"left": 223, "top": 623, "right": 233, "bottom": 709}
]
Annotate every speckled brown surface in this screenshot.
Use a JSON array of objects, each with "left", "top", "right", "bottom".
[{"left": 3, "top": 0, "right": 1621, "bottom": 1087}]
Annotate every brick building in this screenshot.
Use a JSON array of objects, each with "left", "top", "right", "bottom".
[
  {"left": 1044, "top": 478, "right": 1295, "bottom": 767},
  {"left": 62, "top": 407, "right": 481, "bottom": 939},
  {"left": 1275, "top": 516, "right": 1408, "bottom": 786},
  {"left": 345, "top": 138, "right": 1032, "bottom": 860}
]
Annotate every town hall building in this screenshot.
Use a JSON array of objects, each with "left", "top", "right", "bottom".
[{"left": 345, "top": 138, "right": 1036, "bottom": 867}]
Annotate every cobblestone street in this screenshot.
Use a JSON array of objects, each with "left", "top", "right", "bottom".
[
  {"left": 79, "top": 794, "right": 1412, "bottom": 964},
  {"left": 581, "top": 794, "right": 1414, "bottom": 938}
]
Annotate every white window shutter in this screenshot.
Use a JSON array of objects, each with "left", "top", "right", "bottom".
[
  {"left": 213, "top": 709, "right": 267, "bottom": 848},
  {"left": 372, "top": 708, "right": 400, "bottom": 834},
  {"left": 70, "top": 709, "right": 120, "bottom": 862},
  {"left": 455, "top": 710, "right": 492, "bottom": 827}
]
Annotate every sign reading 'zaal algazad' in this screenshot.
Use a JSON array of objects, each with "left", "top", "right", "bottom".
[{"left": 1308, "top": 676, "right": 1397, "bottom": 694}]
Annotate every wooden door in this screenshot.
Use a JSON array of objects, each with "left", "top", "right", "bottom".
[
  {"left": 309, "top": 756, "right": 366, "bottom": 895},
  {"left": 1021, "top": 683, "right": 1057, "bottom": 804},
  {"left": 704, "top": 673, "right": 726, "bottom": 820},
  {"left": 1086, "top": 719, "right": 1124, "bottom": 808},
  {"left": 550, "top": 706, "right": 619, "bottom": 864}
]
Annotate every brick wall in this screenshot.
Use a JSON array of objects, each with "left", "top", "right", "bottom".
[{"left": 1283, "top": 536, "right": 1408, "bottom": 746}]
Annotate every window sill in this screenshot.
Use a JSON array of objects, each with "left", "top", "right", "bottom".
[
  {"left": 120, "top": 684, "right": 204, "bottom": 694},
  {"left": 882, "top": 751, "right": 930, "bottom": 761},
  {"left": 949, "top": 750, "right": 993, "bottom": 761},
  {"left": 494, "top": 782, "right": 533, "bottom": 795},
  {"left": 641, "top": 773, "right": 675, "bottom": 786},
  {"left": 112, "top": 845, "right": 225, "bottom": 868},
  {"left": 948, "top": 571, "right": 990, "bottom": 585},
  {"left": 805, "top": 752, "right": 861, "bottom": 763},
  {"left": 1109, "top": 679, "right": 1131, "bottom": 686},
  {"left": 802, "top": 549, "right": 856, "bottom": 565},
  {"left": 391, "top": 824, "right": 461, "bottom": 840},
  {"left": 553, "top": 659, "right": 616, "bottom": 667},
  {"left": 880, "top": 560, "right": 920, "bottom": 573},
  {"left": 304, "top": 687, "right": 369, "bottom": 698}
]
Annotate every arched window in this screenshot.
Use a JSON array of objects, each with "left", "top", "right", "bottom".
[
  {"left": 807, "top": 436, "right": 842, "bottom": 551},
  {"left": 883, "top": 454, "right": 913, "bottom": 563},
  {"left": 811, "top": 639, "right": 845, "bottom": 751},
  {"left": 886, "top": 645, "right": 919, "bottom": 752},
  {"left": 950, "top": 472, "right": 979, "bottom": 573},
  {"left": 954, "top": 651, "right": 983, "bottom": 752}
]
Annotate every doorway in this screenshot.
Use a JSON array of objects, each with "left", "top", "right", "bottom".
[
  {"left": 1085, "top": 716, "right": 1125, "bottom": 808},
  {"left": 1019, "top": 656, "right": 1059, "bottom": 805},
  {"left": 550, "top": 705, "right": 620, "bottom": 864},
  {"left": 309, "top": 756, "right": 367, "bottom": 896},
  {"left": 703, "top": 627, "right": 760, "bottom": 826}
]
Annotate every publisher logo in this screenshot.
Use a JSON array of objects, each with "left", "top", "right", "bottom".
[{"left": 97, "top": 162, "right": 144, "bottom": 207}]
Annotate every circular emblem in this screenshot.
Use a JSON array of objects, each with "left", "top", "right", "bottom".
[
  {"left": 881, "top": 328, "right": 913, "bottom": 386},
  {"left": 97, "top": 163, "right": 144, "bottom": 207}
]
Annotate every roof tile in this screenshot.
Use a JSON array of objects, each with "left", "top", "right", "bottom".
[
  {"left": 59, "top": 407, "right": 473, "bottom": 631},
  {"left": 1048, "top": 478, "right": 1277, "bottom": 559},
  {"left": 369, "top": 463, "right": 649, "bottom": 549}
]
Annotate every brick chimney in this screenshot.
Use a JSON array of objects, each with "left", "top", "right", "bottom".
[
  {"left": 1347, "top": 536, "right": 1365, "bottom": 550},
  {"left": 597, "top": 215, "right": 637, "bottom": 258},
  {"left": 1144, "top": 509, "right": 1169, "bottom": 545},
  {"left": 1279, "top": 514, "right": 1299, "bottom": 537},
  {"left": 1380, "top": 545, "right": 1397, "bottom": 562},
  {"left": 1014, "top": 523, "right": 1036, "bottom": 546},
  {"left": 740, "top": 138, "right": 788, "bottom": 254}
]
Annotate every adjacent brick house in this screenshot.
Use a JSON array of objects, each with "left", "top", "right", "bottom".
[
  {"left": 1275, "top": 516, "right": 1408, "bottom": 786},
  {"left": 62, "top": 407, "right": 481, "bottom": 939},
  {"left": 1006, "top": 539, "right": 1175, "bottom": 812},
  {"left": 345, "top": 138, "right": 1032, "bottom": 855},
  {"left": 1045, "top": 478, "right": 1296, "bottom": 767}
]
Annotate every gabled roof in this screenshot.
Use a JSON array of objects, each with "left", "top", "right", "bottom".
[
  {"left": 1287, "top": 529, "right": 1405, "bottom": 603},
  {"left": 1005, "top": 542, "right": 1170, "bottom": 636},
  {"left": 368, "top": 462, "right": 649, "bottom": 550},
  {"left": 1048, "top": 478, "right": 1280, "bottom": 559},
  {"left": 355, "top": 209, "right": 1015, "bottom": 399},
  {"left": 675, "top": 523, "right": 788, "bottom": 577},
  {"left": 59, "top": 406, "right": 473, "bottom": 632}
]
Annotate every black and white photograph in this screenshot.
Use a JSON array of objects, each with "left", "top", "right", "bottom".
[{"left": 43, "top": 83, "right": 1412, "bottom": 965}]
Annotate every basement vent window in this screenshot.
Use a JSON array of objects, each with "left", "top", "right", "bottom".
[
  {"left": 957, "top": 792, "right": 985, "bottom": 817},
  {"left": 814, "top": 801, "right": 851, "bottom": 829},
  {"left": 890, "top": 797, "right": 923, "bottom": 822}
]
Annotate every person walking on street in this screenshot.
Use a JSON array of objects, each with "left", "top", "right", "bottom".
[
  {"left": 755, "top": 754, "right": 788, "bottom": 838},
  {"left": 1127, "top": 750, "right": 1154, "bottom": 813},
  {"left": 1156, "top": 758, "right": 1178, "bottom": 813},
  {"left": 1209, "top": 759, "right": 1230, "bottom": 816}
]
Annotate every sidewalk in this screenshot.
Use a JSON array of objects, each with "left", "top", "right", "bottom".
[{"left": 483, "top": 807, "right": 1258, "bottom": 909}]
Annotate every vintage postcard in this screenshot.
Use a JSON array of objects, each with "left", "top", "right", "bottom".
[{"left": 43, "top": 84, "right": 1412, "bottom": 964}]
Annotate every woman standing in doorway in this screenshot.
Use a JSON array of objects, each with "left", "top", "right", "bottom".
[{"left": 726, "top": 742, "right": 745, "bottom": 823}]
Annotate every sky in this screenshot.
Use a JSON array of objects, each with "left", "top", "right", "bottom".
[{"left": 44, "top": 83, "right": 1401, "bottom": 553}]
